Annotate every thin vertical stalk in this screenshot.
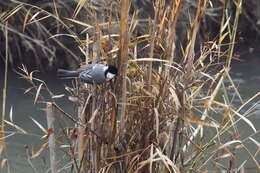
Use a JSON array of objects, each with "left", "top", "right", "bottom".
[
  {"left": 170, "top": 115, "right": 181, "bottom": 162},
  {"left": 25, "top": 145, "right": 38, "bottom": 173},
  {"left": 46, "top": 102, "right": 57, "bottom": 173},
  {"left": 0, "top": 22, "right": 9, "bottom": 154},
  {"left": 78, "top": 103, "right": 86, "bottom": 173},
  {"left": 147, "top": 3, "right": 158, "bottom": 91},
  {"left": 183, "top": 0, "right": 206, "bottom": 75},
  {"left": 91, "top": 86, "right": 98, "bottom": 173},
  {"left": 226, "top": 0, "right": 243, "bottom": 67},
  {"left": 163, "top": 0, "right": 183, "bottom": 78},
  {"left": 117, "top": 0, "right": 130, "bottom": 139},
  {"left": 217, "top": 0, "right": 228, "bottom": 59},
  {"left": 77, "top": 32, "right": 90, "bottom": 173},
  {"left": 90, "top": 24, "right": 101, "bottom": 172},
  {"left": 78, "top": 32, "right": 93, "bottom": 173}
]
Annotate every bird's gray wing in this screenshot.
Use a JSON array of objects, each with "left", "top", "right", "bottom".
[
  {"left": 77, "top": 64, "right": 95, "bottom": 72},
  {"left": 78, "top": 64, "right": 95, "bottom": 83},
  {"left": 79, "top": 70, "right": 93, "bottom": 79}
]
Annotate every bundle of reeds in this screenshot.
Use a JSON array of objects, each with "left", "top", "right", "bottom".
[{"left": 1, "top": 0, "right": 259, "bottom": 173}]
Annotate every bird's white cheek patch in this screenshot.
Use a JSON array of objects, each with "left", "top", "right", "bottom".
[{"left": 106, "top": 73, "right": 116, "bottom": 80}]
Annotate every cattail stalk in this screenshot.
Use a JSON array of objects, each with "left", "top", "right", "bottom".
[{"left": 46, "top": 102, "right": 57, "bottom": 173}]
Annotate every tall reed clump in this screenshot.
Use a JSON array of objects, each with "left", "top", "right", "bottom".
[{"left": 1, "top": 0, "right": 260, "bottom": 172}]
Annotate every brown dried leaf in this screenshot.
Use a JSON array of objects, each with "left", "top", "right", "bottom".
[
  {"left": 23, "top": 8, "right": 31, "bottom": 31},
  {"left": 30, "top": 117, "right": 47, "bottom": 134},
  {"left": 31, "top": 142, "right": 48, "bottom": 159},
  {"left": 4, "top": 120, "right": 28, "bottom": 134},
  {"left": 34, "top": 83, "right": 43, "bottom": 104},
  {"left": 1, "top": 158, "right": 8, "bottom": 169}
]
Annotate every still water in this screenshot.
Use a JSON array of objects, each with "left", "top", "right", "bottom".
[
  {"left": 0, "top": 50, "right": 259, "bottom": 172},
  {"left": 0, "top": 69, "right": 75, "bottom": 173}
]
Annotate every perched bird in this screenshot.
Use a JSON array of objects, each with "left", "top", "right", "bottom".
[{"left": 57, "top": 64, "right": 117, "bottom": 84}]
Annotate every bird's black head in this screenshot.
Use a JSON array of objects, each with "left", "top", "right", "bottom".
[
  {"left": 105, "top": 65, "right": 118, "bottom": 81},
  {"left": 107, "top": 65, "right": 118, "bottom": 75}
]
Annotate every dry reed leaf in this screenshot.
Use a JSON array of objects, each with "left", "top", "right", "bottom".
[
  {"left": 158, "top": 132, "right": 170, "bottom": 151},
  {"left": 34, "top": 83, "right": 43, "bottom": 104},
  {"left": 30, "top": 117, "right": 47, "bottom": 134},
  {"left": 249, "top": 137, "right": 260, "bottom": 148},
  {"left": 207, "top": 73, "right": 225, "bottom": 110},
  {"left": 0, "top": 125, "right": 5, "bottom": 154},
  {"left": 149, "top": 144, "right": 154, "bottom": 173},
  {"left": 230, "top": 108, "right": 256, "bottom": 133},
  {"left": 105, "top": 149, "right": 142, "bottom": 160},
  {"left": 1, "top": 158, "right": 8, "bottom": 169},
  {"left": 21, "top": 64, "right": 28, "bottom": 75},
  {"left": 236, "top": 92, "right": 260, "bottom": 113},
  {"left": 72, "top": 0, "right": 87, "bottom": 18},
  {"left": 182, "top": 116, "right": 220, "bottom": 128},
  {"left": 129, "top": 11, "right": 138, "bottom": 34},
  {"left": 23, "top": 8, "right": 31, "bottom": 31},
  {"left": 17, "top": 65, "right": 30, "bottom": 80},
  {"left": 0, "top": 4, "right": 23, "bottom": 22},
  {"left": 217, "top": 140, "right": 241, "bottom": 151},
  {"left": 155, "top": 148, "right": 180, "bottom": 173},
  {"left": 200, "top": 72, "right": 215, "bottom": 81},
  {"left": 225, "top": 70, "right": 244, "bottom": 102},
  {"left": 212, "top": 100, "right": 228, "bottom": 109},
  {"left": 28, "top": 14, "right": 51, "bottom": 25},
  {"left": 141, "top": 89, "right": 156, "bottom": 98},
  {"left": 68, "top": 96, "right": 79, "bottom": 103},
  {"left": 31, "top": 142, "right": 48, "bottom": 159},
  {"left": 48, "top": 34, "right": 77, "bottom": 40},
  {"left": 81, "top": 24, "right": 119, "bottom": 35},
  {"left": 220, "top": 16, "right": 231, "bottom": 34},
  {"left": 24, "top": 87, "right": 34, "bottom": 94},
  {"left": 0, "top": 132, "right": 15, "bottom": 141},
  {"left": 60, "top": 145, "right": 70, "bottom": 148},
  {"left": 138, "top": 147, "right": 179, "bottom": 172},
  {"left": 237, "top": 160, "right": 247, "bottom": 172},
  {"left": 9, "top": 106, "right": 13, "bottom": 122},
  {"left": 29, "top": 11, "right": 40, "bottom": 22},
  {"left": 88, "top": 108, "right": 99, "bottom": 123},
  {"left": 169, "top": 87, "right": 181, "bottom": 110},
  {"left": 154, "top": 108, "right": 159, "bottom": 138},
  {"left": 29, "top": 71, "right": 34, "bottom": 81},
  {"left": 67, "top": 18, "right": 118, "bottom": 30},
  {"left": 164, "top": 64, "right": 183, "bottom": 73},
  {"left": 235, "top": 144, "right": 244, "bottom": 149},
  {"left": 65, "top": 86, "right": 74, "bottom": 93},
  {"left": 137, "top": 151, "right": 158, "bottom": 170},
  {"left": 158, "top": 7, "right": 168, "bottom": 35},
  {"left": 4, "top": 120, "right": 28, "bottom": 134},
  {"left": 215, "top": 152, "right": 232, "bottom": 160},
  {"left": 219, "top": 32, "right": 229, "bottom": 44},
  {"left": 128, "top": 154, "right": 141, "bottom": 172},
  {"left": 51, "top": 94, "right": 65, "bottom": 99},
  {"left": 129, "top": 58, "right": 170, "bottom": 63}
]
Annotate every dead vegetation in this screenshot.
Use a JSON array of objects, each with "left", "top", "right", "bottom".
[{"left": 1, "top": 0, "right": 259, "bottom": 172}]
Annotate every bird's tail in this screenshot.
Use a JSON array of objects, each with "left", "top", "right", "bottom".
[{"left": 57, "top": 69, "right": 79, "bottom": 79}]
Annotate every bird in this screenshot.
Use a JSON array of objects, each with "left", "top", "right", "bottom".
[{"left": 57, "top": 64, "right": 118, "bottom": 84}]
